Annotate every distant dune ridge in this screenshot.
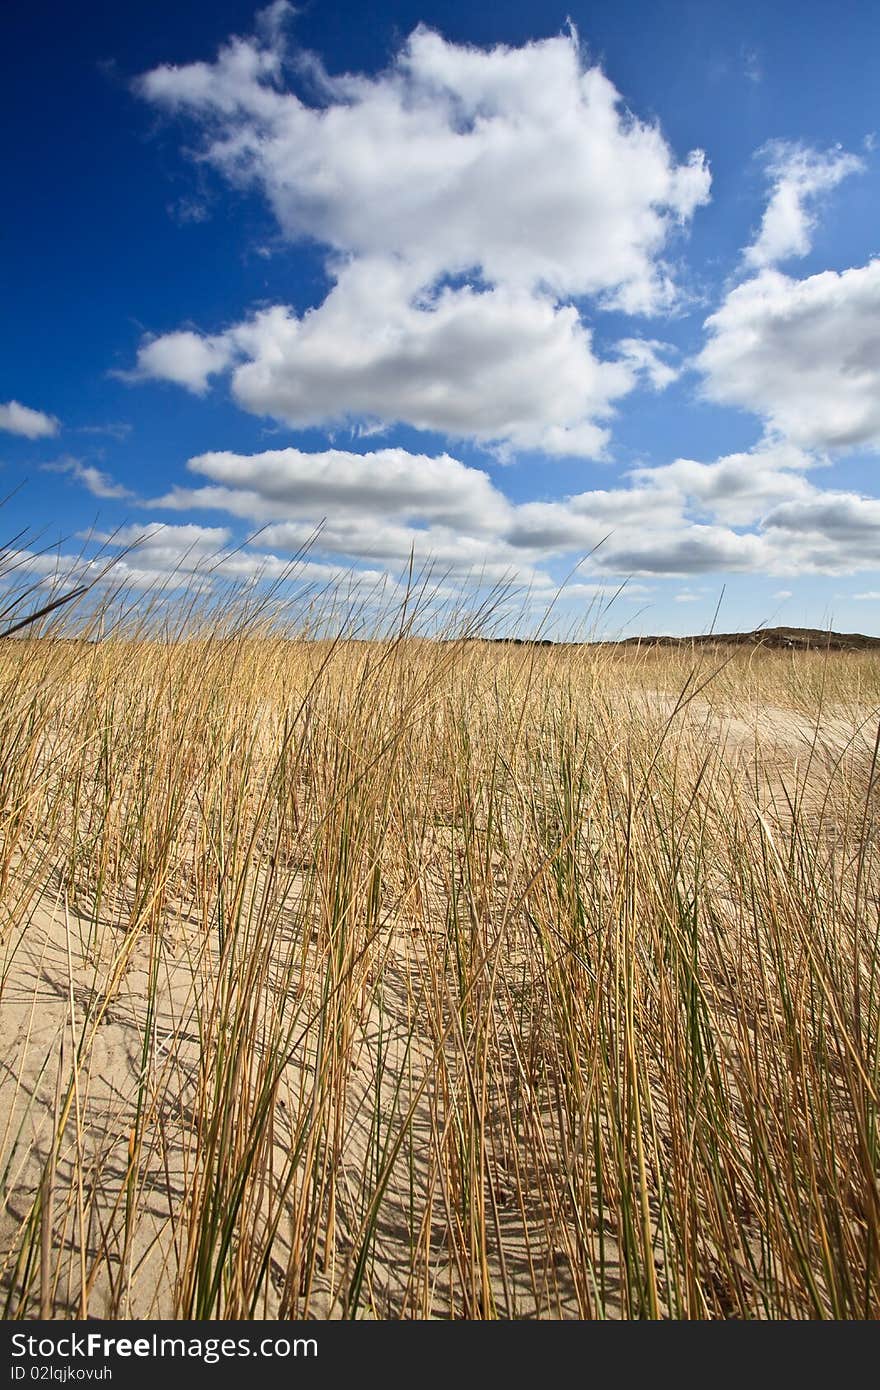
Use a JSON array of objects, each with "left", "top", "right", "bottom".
[
  {"left": 616, "top": 626, "right": 880, "bottom": 651},
  {"left": 487, "top": 626, "right": 880, "bottom": 651}
]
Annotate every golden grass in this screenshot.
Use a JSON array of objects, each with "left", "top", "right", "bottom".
[{"left": 1, "top": 597, "right": 880, "bottom": 1318}]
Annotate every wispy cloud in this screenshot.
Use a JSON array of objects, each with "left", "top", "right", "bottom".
[
  {"left": 76, "top": 421, "right": 133, "bottom": 441},
  {"left": 745, "top": 141, "right": 864, "bottom": 269},
  {"left": 42, "top": 456, "right": 133, "bottom": 500}
]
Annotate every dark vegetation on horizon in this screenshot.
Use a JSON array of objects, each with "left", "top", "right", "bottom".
[{"left": 485, "top": 627, "right": 880, "bottom": 652}]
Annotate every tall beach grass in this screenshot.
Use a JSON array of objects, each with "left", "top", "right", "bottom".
[{"left": 1, "top": 568, "right": 879, "bottom": 1318}]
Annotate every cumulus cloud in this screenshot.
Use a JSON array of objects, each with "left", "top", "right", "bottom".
[
  {"left": 696, "top": 143, "right": 877, "bottom": 462},
  {"left": 154, "top": 445, "right": 511, "bottom": 529},
  {"left": 629, "top": 440, "right": 817, "bottom": 526},
  {"left": 697, "top": 260, "right": 880, "bottom": 450},
  {"left": 593, "top": 526, "right": 769, "bottom": 577},
  {"left": 151, "top": 444, "right": 625, "bottom": 578},
  {"left": 600, "top": 482, "right": 880, "bottom": 578},
  {"left": 762, "top": 493, "right": 880, "bottom": 572},
  {"left": 96, "top": 521, "right": 232, "bottom": 550},
  {"left": 90, "top": 522, "right": 235, "bottom": 575},
  {"left": 505, "top": 484, "right": 684, "bottom": 552},
  {"left": 769, "top": 515, "right": 880, "bottom": 575},
  {"left": 121, "top": 330, "right": 236, "bottom": 393},
  {"left": 125, "top": 17, "right": 708, "bottom": 455},
  {"left": 18, "top": 433, "right": 880, "bottom": 590},
  {"left": 138, "top": 439, "right": 880, "bottom": 581},
  {"left": 270, "top": 518, "right": 546, "bottom": 585},
  {"left": 107, "top": 19, "right": 880, "bottom": 592},
  {"left": 745, "top": 141, "right": 864, "bottom": 269},
  {"left": 138, "top": 21, "right": 709, "bottom": 310},
  {"left": 0, "top": 400, "right": 59, "bottom": 439},
  {"left": 608, "top": 445, "right": 880, "bottom": 575},
  {"left": 151, "top": 446, "right": 548, "bottom": 583},
  {"left": 129, "top": 264, "right": 668, "bottom": 456}
]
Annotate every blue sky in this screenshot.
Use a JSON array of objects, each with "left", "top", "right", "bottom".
[{"left": 3, "top": 0, "right": 880, "bottom": 635}]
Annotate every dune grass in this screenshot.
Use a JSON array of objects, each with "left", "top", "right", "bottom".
[{"left": 1, "top": 582, "right": 879, "bottom": 1319}]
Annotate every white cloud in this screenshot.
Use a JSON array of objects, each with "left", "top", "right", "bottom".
[
  {"left": 21, "top": 433, "right": 880, "bottom": 590},
  {"left": 853, "top": 591, "right": 880, "bottom": 600},
  {"left": 591, "top": 525, "right": 769, "bottom": 577},
  {"left": 138, "top": 21, "right": 709, "bottom": 312},
  {"left": 92, "top": 522, "right": 234, "bottom": 570},
  {"left": 762, "top": 493, "right": 880, "bottom": 573},
  {"left": 139, "top": 439, "right": 880, "bottom": 581},
  {"left": 629, "top": 440, "right": 817, "bottom": 526},
  {"left": 263, "top": 518, "right": 543, "bottom": 584},
  {"left": 122, "top": 330, "right": 235, "bottom": 393},
  {"left": 5, "top": 524, "right": 407, "bottom": 600},
  {"left": 155, "top": 444, "right": 511, "bottom": 529},
  {"left": 127, "top": 263, "right": 667, "bottom": 456},
  {"left": 505, "top": 484, "right": 685, "bottom": 552},
  {"left": 74, "top": 522, "right": 349, "bottom": 592},
  {"left": 89, "top": 521, "right": 405, "bottom": 596},
  {"left": 42, "top": 457, "right": 133, "bottom": 500},
  {"left": 745, "top": 141, "right": 863, "bottom": 269},
  {"left": 0, "top": 400, "right": 59, "bottom": 439},
  {"left": 127, "top": 18, "right": 709, "bottom": 457},
  {"left": 615, "top": 338, "right": 679, "bottom": 390},
  {"left": 100, "top": 522, "right": 232, "bottom": 549},
  {"left": 59, "top": 9, "right": 880, "bottom": 609},
  {"left": 151, "top": 446, "right": 546, "bottom": 583},
  {"left": 697, "top": 260, "right": 880, "bottom": 450},
  {"left": 151, "top": 444, "right": 631, "bottom": 579},
  {"left": 1, "top": 547, "right": 78, "bottom": 581}
]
